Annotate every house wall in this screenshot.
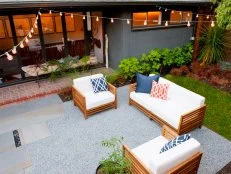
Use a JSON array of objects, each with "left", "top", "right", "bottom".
[{"left": 105, "top": 11, "right": 194, "bottom": 69}]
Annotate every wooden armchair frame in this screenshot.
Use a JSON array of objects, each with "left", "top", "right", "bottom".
[
  {"left": 72, "top": 82, "right": 117, "bottom": 119},
  {"left": 123, "top": 126, "right": 203, "bottom": 174},
  {"left": 129, "top": 83, "right": 206, "bottom": 135}
]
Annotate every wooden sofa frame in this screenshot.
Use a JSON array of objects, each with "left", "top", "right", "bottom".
[
  {"left": 72, "top": 82, "right": 117, "bottom": 119},
  {"left": 123, "top": 126, "right": 203, "bottom": 174},
  {"left": 129, "top": 83, "right": 206, "bottom": 135}
]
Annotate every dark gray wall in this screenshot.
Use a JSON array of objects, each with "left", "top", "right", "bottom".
[{"left": 106, "top": 11, "right": 194, "bottom": 69}]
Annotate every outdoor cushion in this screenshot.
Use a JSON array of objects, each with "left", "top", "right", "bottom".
[
  {"left": 132, "top": 136, "right": 168, "bottom": 169},
  {"left": 150, "top": 81, "right": 170, "bottom": 100},
  {"left": 83, "top": 91, "right": 115, "bottom": 110},
  {"left": 160, "top": 134, "right": 191, "bottom": 153},
  {"left": 150, "top": 138, "right": 201, "bottom": 174},
  {"left": 90, "top": 76, "right": 108, "bottom": 93},
  {"left": 136, "top": 73, "right": 160, "bottom": 94},
  {"left": 73, "top": 74, "right": 103, "bottom": 94}
]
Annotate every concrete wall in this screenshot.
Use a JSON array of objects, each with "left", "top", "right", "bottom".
[{"left": 106, "top": 11, "right": 194, "bottom": 69}]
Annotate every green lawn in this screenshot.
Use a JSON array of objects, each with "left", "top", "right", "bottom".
[{"left": 165, "top": 74, "right": 231, "bottom": 140}]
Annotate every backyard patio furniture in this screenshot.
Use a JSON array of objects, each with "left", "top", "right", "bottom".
[
  {"left": 129, "top": 75, "right": 206, "bottom": 135},
  {"left": 72, "top": 73, "right": 117, "bottom": 119},
  {"left": 123, "top": 126, "right": 203, "bottom": 174}
]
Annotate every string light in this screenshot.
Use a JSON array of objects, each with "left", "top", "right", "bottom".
[
  {"left": 187, "top": 13, "right": 190, "bottom": 17},
  {"left": 12, "top": 46, "right": 17, "bottom": 54},
  {"left": 179, "top": 11, "right": 182, "bottom": 15},
  {"left": 49, "top": 10, "right": 52, "bottom": 14},
  {"left": 31, "top": 28, "right": 34, "bottom": 34},
  {"left": 196, "top": 14, "right": 199, "bottom": 18},
  {"left": 71, "top": 13, "right": 73, "bottom": 18},
  {"left": 127, "top": 19, "right": 130, "bottom": 24},
  {"left": 6, "top": 52, "right": 13, "bottom": 61},
  {"left": 187, "top": 21, "right": 191, "bottom": 27},
  {"left": 38, "top": 11, "right": 41, "bottom": 16},
  {"left": 20, "top": 42, "right": 24, "bottom": 48},
  {"left": 34, "top": 24, "right": 38, "bottom": 29},
  {"left": 28, "top": 32, "right": 32, "bottom": 38},
  {"left": 111, "top": 18, "right": 114, "bottom": 23},
  {"left": 165, "top": 8, "right": 167, "bottom": 12},
  {"left": 172, "top": 10, "right": 175, "bottom": 14},
  {"left": 165, "top": 21, "right": 168, "bottom": 27},
  {"left": 144, "top": 20, "right": 147, "bottom": 26},
  {"left": 207, "top": 15, "right": 210, "bottom": 19},
  {"left": 83, "top": 15, "right": 85, "bottom": 20},
  {"left": 211, "top": 21, "right": 215, "bottom": 27},
  {"left": 60, "top": 12, "right": 62, "bottom": 16},
  {"left": 25, "top": 37, "right": 29, "bottom": 43},
  {"left": 36, "top": 16, "right": 39, "bottom": 20},
  {"left": 96, "top": 16, "right": 99, "bottom": 22},
  {"left": 159, "top": 7, "right": 161, "bottom": 10}
]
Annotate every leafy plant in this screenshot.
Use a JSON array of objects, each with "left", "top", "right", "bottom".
[
  {"left": 212, "top": 0, "right": 231, "bottom": 30},
  {"left": 118, "top": 57, "right": 140, "bottom": 79},
  {"left": 98, "top": 137, "right": 130, "bottom": 174},
  {"left": 199, "top": 26, "right": 231, "bottom": 64}
]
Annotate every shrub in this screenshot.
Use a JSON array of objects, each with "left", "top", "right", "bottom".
[
  {"left": 105, "top": 71, "right": 122, "bottom": 84},
  {"left": 118, "top": 57, "right": 140, "bottom": 79}
]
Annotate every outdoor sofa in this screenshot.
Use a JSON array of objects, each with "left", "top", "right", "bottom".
[
  {"left": 123, "top": 126, "right": 203, "bottom": 174},
  {"left": 72, "top": 73, "right": 117, "bottom": 119},
  {"left": 129, "top": 75, "right": 206, "bottom": 135}
]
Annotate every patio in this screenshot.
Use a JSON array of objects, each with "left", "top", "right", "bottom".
[{"left": 0, "top": 85, "right": 230, "bottom": 174}]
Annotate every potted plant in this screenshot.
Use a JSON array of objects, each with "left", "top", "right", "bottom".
[{"left": 96, "top": 137, "right": 130, "bottom": 174}]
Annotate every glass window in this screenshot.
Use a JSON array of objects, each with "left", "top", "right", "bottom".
[
  {"left": 133, "top": 11, "right": 162, "bottom": 28},
  {"left": 170, "top": 11, "right": 192, "bottom": 24}
]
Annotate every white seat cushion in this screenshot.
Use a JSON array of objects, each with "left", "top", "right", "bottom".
[
  {"left": 132, "top": 136, "right": 168, "bottom": 170},
  {"left": 150, "top": 138, "right": 201, "bottom": 174},
  {"left": 83, "top": 91, "right": 115, "bottom": 110},
  {"left": 130, "top": 92, "right": 186, "bottom": 129},
  {"left": 73, "top": 74, "right": 103, "bottom": 94}
]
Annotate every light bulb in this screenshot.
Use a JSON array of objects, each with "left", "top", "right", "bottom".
[
  {"left": 187, "top": 13, "right": 190, "bottom": 17},
  {"left": 49, "top": 10, "right": 52, "bottom": 14},
  {"left": 165, "top": 21, "right": 168, "bottom": 27},
  {"left": 144, "top": 20, "right": 147, "bottom": 26},
  {"left": 211, "top": 21, "right": 215, "bottom": 27},
  {"left": 179, "top": 11, "right": 182, "bottom": 15},
  {"left": 38, "top": 11, "right": 41, "bottom": 16},
  {"left": 36, "top": 16, "right": 39, "bottom": 20},
  {"left": 111, "top": 18, "right": 114, "bottom": 23},
  {"left": 159, "top": 7, "right": 161, "bottom": 10},
  {"left": 83, "top": 15, "right": 85, "bottom": 20},
  {"left": 207, "top": 15, "right": 209, "bottom": 19},
  {"left": 12, "top": 46, "right": 17, "bottom": 54},
  {"left": 196, "top": 14, "right": 199, "bottom": 18},
  {"left": 127, "top": 19, "right": 130, "bottom": 24},
  {"left": 60, "top": 12, "right": 62, "bottom": 16},
  {"left": 165, "top": 8, "right": 167, "bottom": 12},
  {"left": 31, "top": 28, "right": 34, "bottom": 33},
  {"left": 6, "top": 52, "right": 13, "bottom": 60},
  {"left": 187, "top": 21, "right": 191, "bottom": 27},
  {"left": 25, "top": 37, "right": 29, "bottom": 43},
  {"left": 71, "top": 13, "right": 73, "bottom": 18},
  {"left": 172, "top": 10, "right": 175, "bottom": 14},
  {"left": 96, "top": 16, "right": 99, "bottom": 22},
  {"left": 20, "top": 42, "right": 24, "bottom": 48},
  {"left": 28, "top": 32, "right": 32, "bottom": 38}
]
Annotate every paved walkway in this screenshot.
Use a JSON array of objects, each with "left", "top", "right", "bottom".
[{"left": 0, "top": 67, "right": 113, "bottom": 108}]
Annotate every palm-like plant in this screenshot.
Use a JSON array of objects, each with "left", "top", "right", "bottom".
[{"left": 199, "top": 25, "right": 231, "bottom": 65}]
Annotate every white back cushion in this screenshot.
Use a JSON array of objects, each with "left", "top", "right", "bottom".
[
  {"left": 149, "top": 138, "right": 201, "bottom": 174},
  {"left": 73, "top": 74, "right": 103, "bottom": 94}
]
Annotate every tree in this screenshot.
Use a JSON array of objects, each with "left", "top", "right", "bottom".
[{"left": 212, "top": 0, "right": 231, "bottom": 30}]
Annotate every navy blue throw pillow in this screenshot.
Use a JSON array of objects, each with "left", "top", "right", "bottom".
[
  {"left": 160, "top": 134, "right": 191, "bottom": 154},
  {"left": 136, "top": 73, "right": 160, "bottom": 93},
  {"left": 90, "top": 77, "right": 108, "bottom": 93}
]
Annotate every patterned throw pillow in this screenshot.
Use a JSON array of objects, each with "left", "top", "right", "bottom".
[
  {"left": 160, "top": 134, "right": 191, "bottom": 154},
  {"left": 150, "top": 81, "right": 170, "bottom": 100},
  {"left": 90, "top": 77, "right": 108, "bottom": 93}
]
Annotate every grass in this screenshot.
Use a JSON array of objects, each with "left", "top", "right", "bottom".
[{"left": 165, "top": 74, "right": 231, "bottom": 140}]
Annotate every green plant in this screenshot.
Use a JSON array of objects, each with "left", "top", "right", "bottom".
[
  {"left": 212, "top": 0, "right": 231, "bottom": 30},
  {"left": 199, "top": 26, "right": 231, "bottom": 64},
  {"left": 98, "top": 137, "right": 130, "bottom": 174},
  {"left": 105, "top": 71, "right": 122, "bottom": 84},
  {"left": 118, "top": 57, "right": 140, "bottom": 79}
]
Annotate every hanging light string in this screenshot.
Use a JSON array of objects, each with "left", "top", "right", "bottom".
[
  {"left": 0, "top": 7, "right": 215, "bottom": 59},
  {"left": 155, "top": 5, "right": 215, "bottom": 18}
]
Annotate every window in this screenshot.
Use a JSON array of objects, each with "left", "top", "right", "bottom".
[
  {"left": 133, "top": 11, "right": 162, "bottom": 28},
  {"left": 170, "top": 11, "right": 192, "bottom": 24}
]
